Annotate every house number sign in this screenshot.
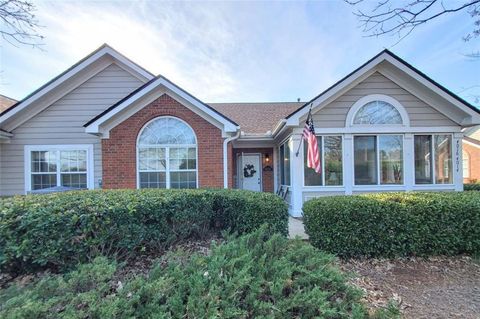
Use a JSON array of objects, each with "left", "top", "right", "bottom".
[{"left": 455, "top": 139, "right": 460, "bottom": 173}]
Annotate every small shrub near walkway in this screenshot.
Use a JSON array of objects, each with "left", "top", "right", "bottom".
[
  {"left": 303, "top": 192, "right": 480, "bottom": 258},
  {"left": 0, "top": 228, "right": 399, "bottom": 319},
  {"left": 0, "top": 189, "right": 288, "bottom": 274}
]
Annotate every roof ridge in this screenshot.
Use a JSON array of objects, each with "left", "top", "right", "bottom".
[{"left": 208, "top": 101, "right": 303, "bottom": 104}]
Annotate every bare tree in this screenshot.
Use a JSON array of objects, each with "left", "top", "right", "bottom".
[
  {"left": 0, "top": 0, "right": 43, "bottom": 48},
  {"left": 345, "top": 0, "right": 480, "bottom": 43}
]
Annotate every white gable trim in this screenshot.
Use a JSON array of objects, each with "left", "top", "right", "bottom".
[
  {"left": 0, "top": 44, "right": 154, "bottom": 127},
  {"left": 85, "top": 76, "right": 239, "bottom": 136},
  {"left": 285, "top": 51, "right": 480, "bottom": 129}
]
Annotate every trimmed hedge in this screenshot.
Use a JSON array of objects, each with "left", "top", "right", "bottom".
[
  {"left": 0, "top": 189, "right": 288, "bottom": 273},
  {"left": 303, "top": 192, "right": 480, "bottom": 258},
  {"left": 464, "top": 183, "right": 480, "bottom": 191}
]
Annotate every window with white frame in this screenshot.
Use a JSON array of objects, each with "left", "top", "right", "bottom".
[
  {"left": 414, "top": 134, "right": 452, "bottom": 184},
  {"left": 279, "top": 141, "right": 291, "bottom": 186},
  {"left": 353, "top": 135, "right": 403, "bottom": 185},
  {"left": 353, "top": 101, "right": 403, "bottom": 125},
  {"left": 26, "top": 145, "right": 92, "bottom": 191},
  {"left": 303, "top": 136, "right": 343, "bottom": 186},
  {"left": 137, "top": 116, "right": 197, "bottom": 189},
  {"left": 463, "top": 151, "right": 470, "bottom": 179}
]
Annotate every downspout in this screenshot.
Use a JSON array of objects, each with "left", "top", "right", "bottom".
[{"left": 223, "top": 130, "right": 241, "bottom": 188}]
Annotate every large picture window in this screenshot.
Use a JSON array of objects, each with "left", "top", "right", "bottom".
[
  {"left": 26, "top": 145, "right": 92, "bottom": 191},
  {"left": 354, "top": 135, "right": 403, "bottom": 185},
  {"left": 304, "top": 136, "right": 343, "bottom": 186},
  {"left": 414, "top": 135, "right": 452, "bottom": 185},
  {"left": 137, "top": 117, "right": 197, "bottom": 189}
]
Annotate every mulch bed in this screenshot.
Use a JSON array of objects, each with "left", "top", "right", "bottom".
[{"left": 339, "top": 256, "right": 480, "bottom": 319}]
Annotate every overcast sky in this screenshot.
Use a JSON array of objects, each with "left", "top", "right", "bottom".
[{"left": 1, "top": 1, "right": 479, "bottom": 106}]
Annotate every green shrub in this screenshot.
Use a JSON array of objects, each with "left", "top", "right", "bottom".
[
  {"left": 0, "top": 229, "right": 394, "bottom": 319},
  {"left": 464, "top": 183, "right": 480, "bottom": 191},
  {"left": 0, "top": 189, "right": 288, "bottom": 273},
  {"left": 303, "top": 192, "right": 480, "bottom": 258}
]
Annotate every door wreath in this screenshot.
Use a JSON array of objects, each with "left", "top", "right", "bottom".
[{"left": 243, "top": 164, "right": 257, "bottom": 178}]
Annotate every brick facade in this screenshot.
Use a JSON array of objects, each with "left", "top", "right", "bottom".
[
  {"left": 102, "top": 94, "right": 225, "bottom": 189},
  {"left": 463, "top": 141, "right": 480, "bottom": 183},
  {"left": 232, "top": 148, "right": 274, "bottom": 192}
]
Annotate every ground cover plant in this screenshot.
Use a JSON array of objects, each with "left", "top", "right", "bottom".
[
  {"left": 303, "top": 192, "right": 480, "bottom": 258},
  {"left": 0, "top": 189, "right": 288, "bottom": 274},
  {"left": 0, "top": 228, "right": 399, "bottom": 319}
]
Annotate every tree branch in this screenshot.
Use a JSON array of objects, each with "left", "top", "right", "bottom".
[{"left": 0, "top": 0, "right": 44, "bottom": 48}]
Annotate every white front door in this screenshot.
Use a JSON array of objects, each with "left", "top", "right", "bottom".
[{"left": 240, "top": 154, "right": 262, "bottom": 192}]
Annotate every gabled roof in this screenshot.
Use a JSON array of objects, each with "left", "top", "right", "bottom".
[
  {"left": 0, "top": 94, "right": 16, "bottom": 113},
  {"left": 286, "top": 49, "right": 480, "bottom": 127},
  {"left": 84, "top": 74, "right": 239, "bottom": 134},
  {"left": 208, "top": 102, "right": 302, "bottom": 135},
  {"left": 0, "top": 44, "right": 154, "bottom": 127}
]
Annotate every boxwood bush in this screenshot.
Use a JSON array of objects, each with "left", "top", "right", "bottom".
[
  {"left": 464, "top": 183, "right": 480, "bottom": 191},
  {"left": 0, "top": 189, "right": 288, "bottom": 273},
  {"left": 303, "top": 192, "right": 480, "bottom": 258},
  {"left": 0, "top": 229, "right": 399, "bottom": 318}
]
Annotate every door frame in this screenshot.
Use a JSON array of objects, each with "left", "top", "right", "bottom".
[{"left": 237, "top": 152, "right": 263, "bottom": 191}]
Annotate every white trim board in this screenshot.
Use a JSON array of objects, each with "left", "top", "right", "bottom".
[
  {"left": 0, "top": 44, "right": 154, "bottom": 130},
  {"left": 285, "top": 50, "right": 480, "bottom": 129},
  {"left": 85, "top": 77, "right": 239, "bottom": 137}
]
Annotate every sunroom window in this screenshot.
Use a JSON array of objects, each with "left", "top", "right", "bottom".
[
  {"left": 414, "top": 135, "right": 452, "bottom": 184},
  {"left": 279, "top": 141, "right": 291, "bottom": 186},
  {"left": 303, "top": 136, "right": 343, "bottom": 186},
  {"left": 353, "top": 135, "right": 403, "bottom": 185},
  {"left": 137, "top": 117, "right": 197, "bottom": 189}
]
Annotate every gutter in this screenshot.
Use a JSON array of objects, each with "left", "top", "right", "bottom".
[{"left": 223, "top": 130, "right": 241, "bottom": 188}]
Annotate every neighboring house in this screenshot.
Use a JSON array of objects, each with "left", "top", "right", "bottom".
[
  {"left": 1, "top": 44, "right": 479, "bottom": 216},
  {"left": 0, "top": 94, "right": 17, "bottom": 113},
  {"left": 462, "top": 125, "right": 480, "bottom": 183}
]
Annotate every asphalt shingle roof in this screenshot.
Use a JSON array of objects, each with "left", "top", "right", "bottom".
[{"left": 208, "top": 102, "right": 303, "bottom": 135}]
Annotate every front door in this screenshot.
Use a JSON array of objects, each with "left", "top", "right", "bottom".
[{"left": 239, "top": 154, "right": 262, "bottom": 192}]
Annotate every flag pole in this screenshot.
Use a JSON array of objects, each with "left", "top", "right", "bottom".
[
  {"left": 295, "top": 138, "right": 303, "bottom": 157},
  {"left": 295, "top": 103, "right": 313, "bottom": 157}
]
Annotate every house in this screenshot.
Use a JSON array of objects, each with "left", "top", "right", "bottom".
[
  {"left": 0, "top": 94, "right": 17, "bottom": 113},
  {"left": 1, "top": 44, "right": 479, "bottom": 216},
  {"left": 462, "top": 125, "right": 480, "bottom": 183}
]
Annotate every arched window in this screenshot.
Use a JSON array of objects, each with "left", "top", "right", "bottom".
[
  {"left": 137, "top": 116, "right": 197, "bottom": 189},
  {"left": 463, "top": 150, "right": 470, "bottom": 179},
  {"left": 346, "top": 94, "right": 409, "bottom": 127},
  {"left": 353, "top": 101, "right": 402, "bottom": 125}
]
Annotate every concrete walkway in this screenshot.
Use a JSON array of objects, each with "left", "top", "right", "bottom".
[{"left": 288, "top": 217, "right": 309, "bottom": 240}]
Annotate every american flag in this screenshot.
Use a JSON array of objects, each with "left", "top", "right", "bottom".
[{"left": 302, "top": 109, "right": 321, "bottom": 173}]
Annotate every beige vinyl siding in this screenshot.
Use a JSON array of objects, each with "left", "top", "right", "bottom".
[
  {"left": 303, "top": 192, "right": 345, "bottom": 203},
  {"left": 0, "top": 63, "right": 144, "bottom": 195},
  {"left": 313, "top": 72, "right": 457, "bottom": 128}
]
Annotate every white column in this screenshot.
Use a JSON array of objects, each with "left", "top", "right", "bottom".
[
  {"left": 404, "top": 133, "right": 414, "bottom": 191},
  {"left": 343, "top": 134, "right": 353, "bottom": 195},
  {"left": 290, "top": 132, "right": 304, "bottom": 217},
  {"left": 453, "top": 132, "right": 464, "bottom": 191}
]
